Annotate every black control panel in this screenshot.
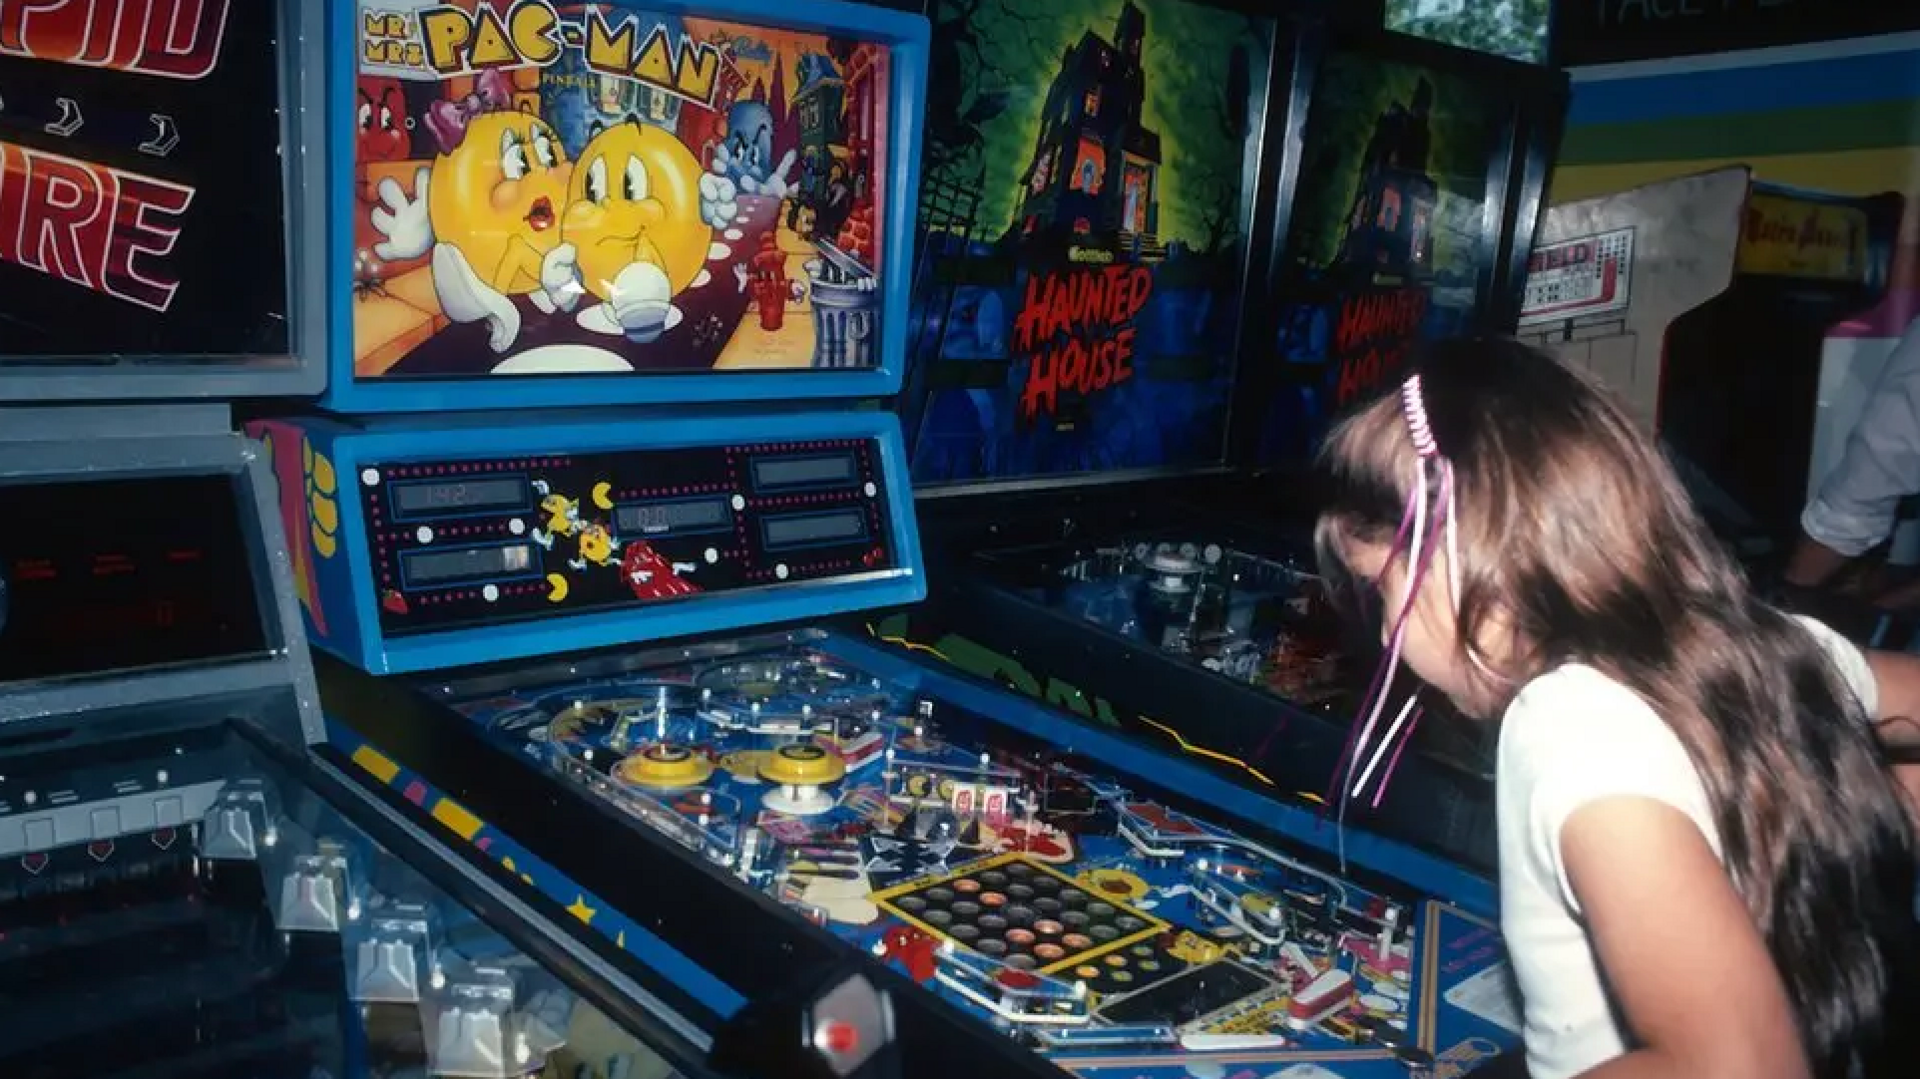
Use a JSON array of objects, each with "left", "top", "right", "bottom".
[
  {"left": 359, "top": 438, "right": 900, "bottom": 635},
  {"left": 0, "top": 475, "right": 270, "bottom": 683}
]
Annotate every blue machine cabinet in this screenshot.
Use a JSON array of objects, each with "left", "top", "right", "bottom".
[
  {"left": 248, "top": 409, "right": 925, "bottom": 674},
  {"left": 268, "top": 3, "right": 1528, "bottom": 1074}
]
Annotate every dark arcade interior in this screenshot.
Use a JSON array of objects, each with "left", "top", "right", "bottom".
[{"left": 0, "top": 1, "right": 1917, "bottom": 1077}]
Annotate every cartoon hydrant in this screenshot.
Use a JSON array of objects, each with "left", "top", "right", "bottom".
[{"left": 749, "top": 231, "right": 799, "bottom": 331}]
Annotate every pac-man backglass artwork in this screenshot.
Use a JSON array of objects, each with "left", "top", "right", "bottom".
[{"left": 349, "top": 1, "right": 892, "bottom": 379}]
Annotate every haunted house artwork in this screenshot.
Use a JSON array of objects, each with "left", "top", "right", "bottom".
[
  {"left": 1011, "top": 2, "right": 1164, "bottom": 258},
  {"left": 1335, "top": 77, "right": 1440, "bottom": 278}
]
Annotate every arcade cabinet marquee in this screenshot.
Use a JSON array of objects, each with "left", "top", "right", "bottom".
[{"left": 0, "top": 0, "right": 327, "bottom": 398}]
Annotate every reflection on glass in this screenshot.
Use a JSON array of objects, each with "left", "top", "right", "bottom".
[
  {"left": 0, "top": 729, "right": 691, "bottom": 1078},
  {"left": 1042, "top": 539, "right": 1493, "bottom": 773},
  {"left": 1386, "top": 0, "right": 1550, "bottom": 63}
]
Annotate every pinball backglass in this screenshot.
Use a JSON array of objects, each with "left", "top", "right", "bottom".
[
  {"left": 899, "top": 0, "right": 1281, "bottom": 486},
  {"left": 0, "top": 0, "right": 326, "bottom": 399},
  {"left": 1251, "top": 30, "right": 1563, "bottom": 465},
  {"left": 329, "top": 0, "right": 927, "bottom": 411}
]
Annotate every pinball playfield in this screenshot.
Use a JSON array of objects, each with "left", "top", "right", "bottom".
[
  {"left": 987, "top": 537, "right": 1493, "bottom": 777},
  {"left": 415, "top": 631, "right": 1520, "bottom": 1078}
]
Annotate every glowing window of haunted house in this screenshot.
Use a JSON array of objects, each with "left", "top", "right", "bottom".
[
  {"left": 1073, "top": 138, "right": 1106, "bottom": 194},
  {"left": 1085, "top": 88, "right": 1101, "bottom": 117}
]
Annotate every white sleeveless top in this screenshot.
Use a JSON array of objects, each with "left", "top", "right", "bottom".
[{"left": 1494, "top": 617, "right": 1874, "bottom": 1079}]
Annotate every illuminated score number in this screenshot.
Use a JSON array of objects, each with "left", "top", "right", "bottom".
[
  {"left": 615, "top": 497, "right": 731, "bottom": 535},
  {"left": 391, "top": 477, "right": 526, "bottom": 516}
]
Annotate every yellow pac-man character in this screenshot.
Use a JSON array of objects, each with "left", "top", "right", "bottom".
[
  {"left": 371, "top": 110, "right": 574, "bottom": 351},
  {"left": 559, "top": 121, "right": 711, "bottom": 338},
  {"left": 427, "top": 112, "right": 570, "bottom": 297}
]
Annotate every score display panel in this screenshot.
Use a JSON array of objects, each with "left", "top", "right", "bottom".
[
  {"left": 0, "top": 0, "right": 325, "bottom": 398},
  {"left": 323, "top": 0, "right": 929, "bottom": 413},
  {"left": 0, "top": 473, "right": 272, "bottom": 684},
  {"left": 247, "top": 410, "right": 924, "bottom": 674}
]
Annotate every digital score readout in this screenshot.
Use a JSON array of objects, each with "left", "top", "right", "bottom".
[
  {"left": 390, "top": 477, "right": 528, "bottom": 518},
  {"left": 751, "top": 453, "right": 857, "bottom": 491},
  {"left": 401, "top": 543, "right": 536, "bottom": 587},
  {"left": 0, "top": 473, "right": 269, "bottom": 682},
  {"left": 615, "top": 496, "right": 731, "bottom": 536},
  {"left": 763, "top": 510, "right": 867, "bottom": 549}
]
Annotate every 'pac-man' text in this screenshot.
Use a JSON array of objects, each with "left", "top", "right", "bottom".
[{"left": 370, "top": 3, "right": 720, "bottom": 107}]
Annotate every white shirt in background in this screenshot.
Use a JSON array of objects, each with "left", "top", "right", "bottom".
[{"left": 1805, "top": 316, "right": 1920, "bottom": 557}]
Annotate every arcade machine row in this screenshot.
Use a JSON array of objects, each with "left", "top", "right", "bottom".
[
  {"left": 253, "top": 1, "right": 1528, "bottom": 1076},
  {"left": 1656, "top": 183, "right": 1902, "bottom": 566},
  {"left": 1514, "top": 169, "right": 1905, "bottom": 630},
  {"left": 883, "top": 15, "right": 1569, "bottom": 879},
  {"left": 0, "top": 4, "right": 888, "bottom": 1077}
]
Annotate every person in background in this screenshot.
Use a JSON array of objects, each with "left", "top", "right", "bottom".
[
  {"left": 1315, "top": 338, "right": 1919, "bottom": 1079},
  {"left": 1786, "top": 315, "right": 1920, "bottom": 605}
]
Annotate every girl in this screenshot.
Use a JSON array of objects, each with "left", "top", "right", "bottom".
[{"left": 1315, "top": 338, "right": 1920, "bottom": 1079}]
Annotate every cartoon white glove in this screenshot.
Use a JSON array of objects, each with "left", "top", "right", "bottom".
[
  {"left": 370, "top": 168, "right": 433, "bottom": 262},
  {"left": 700, "top": 161, "right": 738, "bottom": 229},
  {"left": 760, "top": 149, "right": 799, "bottom": 201},
  {"left": 531, "top": 241, "right": 584, "bottom": 314},
  {"left": 431, "top": 242, "right": 520, "bottom": 352}
]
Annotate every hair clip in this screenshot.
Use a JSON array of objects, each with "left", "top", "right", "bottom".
[{"left": 1401, "top": 374, "right": 1438, "bottom": 459}]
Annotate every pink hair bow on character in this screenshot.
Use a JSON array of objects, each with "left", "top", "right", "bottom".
[
  {"left": 426, "top": 69, "right": 516, "bottom": 154},
  {"left": 1330, "top": 373, "right": 1463, "bottom": 812}
]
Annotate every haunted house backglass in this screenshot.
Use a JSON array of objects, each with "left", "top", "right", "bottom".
[
  {"left": 900, "top": 0, "right": 1274, "bottom": 485},
  {"left": 1256, "top": 42, "right": 1515, "bottom": 465}
]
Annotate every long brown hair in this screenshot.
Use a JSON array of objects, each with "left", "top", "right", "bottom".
[{"left": 1316, "top": 337, "right": 1919, "bottom": 1077}]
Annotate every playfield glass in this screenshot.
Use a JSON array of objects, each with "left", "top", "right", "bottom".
[
  {"left": 348, "top": 1, "right": 894, "bottom": 380},
  {"left": 0, "top": 725, "right": 709, "bottom": 1079},
  {"left": 407, "top": 629, "right": 1523, "bottom": 1077},
  {"left": 1026, "top": 538, "right": 1492, "bottom": 773}
]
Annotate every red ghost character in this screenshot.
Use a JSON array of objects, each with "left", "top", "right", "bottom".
[
  {"left": 356, "top": 78, "right": 412, "bottom": 188},
  {"left": 623, "top": 541, "right": 700, "bottom": 600}
]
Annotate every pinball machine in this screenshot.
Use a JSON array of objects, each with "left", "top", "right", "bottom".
[
  {"left": 881, "top": 15, "right": 1568, "bottom": 879},
  {"left": 0, "top": 2, "right": 891, "bottom": 1076},
  {"left": 241, "top": 1, "right": 1534, "bottom": 1076}
]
